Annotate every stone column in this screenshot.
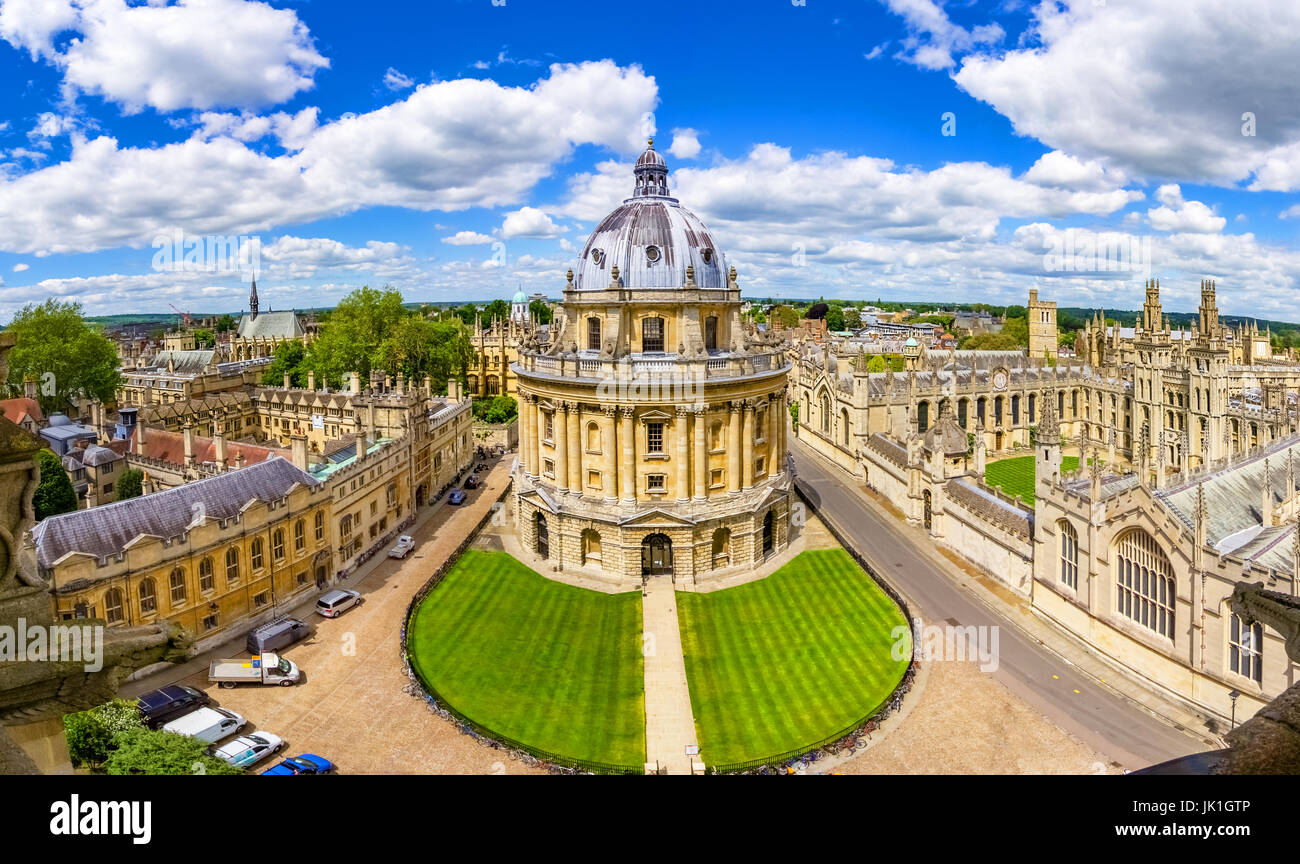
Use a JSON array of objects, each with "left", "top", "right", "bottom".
[
  {"left": 693, "top": 406, "right": 707, "bottom": 500},
  {"left": 728, "top": 401, "right": 742, "bottom": 494},
  {"left": 602, "top": 406, "right": 618, "bottom": 502},
  {"left": 742, "top": 401, "right": 755, "bottom": 489},
  {"left": 528, "top": 397, "right": 540, "bottom": 477},
  {"left": 567, "top": 403, "right": 582, "bottom": 495},
  {"left": 620, "top": 406, "right": 636, "bottom": 503},
  {"left": 676, "top": 405, "right": 690, "bottom": 501},
  {"left": 768, "top": 395, "right": 779, "bottom": 477},
  {"left": 555, "top": 403, "right": 569, "bottom": 493},
  {"left": 518, "top": 395, "right": 530, "bottom": 474}
]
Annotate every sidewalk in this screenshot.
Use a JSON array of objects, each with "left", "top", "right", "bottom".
[
  {"left": 641, "top": 576, "right": 699, "bottom": 774},
  {"left": 794, "top": 438, "right": 1222, "bottom": 751}
]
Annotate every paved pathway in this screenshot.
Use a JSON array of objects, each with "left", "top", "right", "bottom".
[{"left": 641, "top": 576, "right": 699, "bottom": 774}]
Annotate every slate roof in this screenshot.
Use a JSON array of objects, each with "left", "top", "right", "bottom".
[
  {"left": 236, "top": 310, "right": 304, "bottom": 340},
  {"left": 30, "top": 457, "right": 319, "bottom": 569},
  {"left": 144, "top": 350, "right": 217, "bottom": 375}
]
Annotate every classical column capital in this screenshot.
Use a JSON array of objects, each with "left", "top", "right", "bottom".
[
  {"left": 728, "top": 400, "right": 744, "bottom": 414},
  {"left": 601, "top": 404, "right": 618, "bottom": 417},
  {"left": 619, "top": 405, "right": 636, "bottom": 420}
]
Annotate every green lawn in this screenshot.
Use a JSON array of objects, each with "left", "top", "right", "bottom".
[
  {"left": 984, "top": 454, "right": 1084, "bottom": 505},
  {"left": 677, "top": 548, "right": 911, "bottom": 767},
  {"left": 407, "top": 550, "right": 645, "bottom": 768}
]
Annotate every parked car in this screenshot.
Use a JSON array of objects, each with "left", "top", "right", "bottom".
[
  {"left": 315, "top": 589, "right": 361, "bottom": 618},
  {"left": 464, "top": 475, "right": 481, "bottom": 489},
  {"left": 246, "top": 617, "right": 309, "bottom": 654},
  {"left": 209, "top": 732, "right": 285, "bottom": 768},
  {"left": 137, "top": 684, "right": 210, "bottom": 729},
  {"left": 261, "top": 753, "right": 336, "bottom": 775},
  {"left": 387, "top": 535, "right": 416, "bottom": 559},
  {"left": 448, "top": 489, "right": 466, "bottom": 505},
  {"left": 162, "top": 706, "right": 246, "bottom": 743}
]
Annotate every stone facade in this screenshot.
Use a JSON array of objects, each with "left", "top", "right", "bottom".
[{"left": 512, "top": 140, "right": 793, "bottom": 589}]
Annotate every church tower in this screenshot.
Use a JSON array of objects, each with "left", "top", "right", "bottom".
[
  {"left": 1133, "top": 278, "right": 1173, "bottom": 479},
  {"left": 1027, "top": 288, "right": 1058, "bottom": 363},
  {"left": 249, "top": 277, "right": 259, "bottom": 322},
  {"left": 1187, "top": 279, "right": 1230, "bottom": 468}
]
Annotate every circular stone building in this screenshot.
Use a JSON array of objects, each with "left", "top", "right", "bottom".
[{"left": 513, "top": 139, "right": 793, "bottom": 589}]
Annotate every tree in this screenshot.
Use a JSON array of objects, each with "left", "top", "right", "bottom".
[
  {"left": 103, "top": 728, "right": 243, "bottom": 775},
  {"left": 4, "top": 299, "right": 122, "bottom": 415},
  {"left": 772, "top": 305, "right": 801, "bottom": 329},
  {"left": 482, "top": 299, "right": 510, "bottom": 324},
  {"left": 192, "top": 328, "right": 215, "bottom": 349},
  {"left": 825, "top": 306, "right": 846, "bottom": 332},
  {"left": 454, "top": 303, "right": 480, "bottom": 326},
  {"left": 473, "top": 395, "right": 518, "bottom": 424},
  {"left": 64, "top": 699, "right": 145, "bottom": 767},
  {"left": 1003, "top": 304, "right": 1027, "bottom": 320},
  {"left": 844, "top": 309, "right": 862, "bottom": 330},
  {"left": 213, "top": 314, "right": 238, "bottom": 333},
  {"left": 116, "top": 468, "right": 144, "bottom": 502},
  {"left": 303, "top": 286, "right": 408, "bottom": 386},
  {"left": 529, "top": 298, "right": 553, "bottom": 325},
  {"left": 262, "top": 340, "right": 308, "bottom": 388},
  {"left": 375, "top": 316, "right": 474, "bottom": 386},
  {"left": 866, "top": 355, "right": 887, "bottom": 372},
  {"left": 33, "top": 449, "right": 77, "bottom": 520}
]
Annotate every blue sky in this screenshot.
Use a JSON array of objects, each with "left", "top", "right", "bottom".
[{"left": 1, "top": 0, "right": 1299, "bottom": 321}]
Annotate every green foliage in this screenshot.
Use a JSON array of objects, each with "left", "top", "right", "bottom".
[
  {"left": 866, "top": 355, "right": 887, "bottom": 372},
  {"left": 789, "top": 401, "right": 799, "bottom": 428},
  {"left": 825, "top": 306, "right": 846, "bottom": 332},
  {"left": 843, "top": 309, "right": 862, "bottom": 330},
  {"left": 116, "top": 468, "right": 144, "bottom": 501},
  {"left": 472, "top": 395, "right": 518, "bottom": 424},
  {"left": 4, "top": 299, "right": 123, "bottom": 415},
  {"left": 262, "top": 340, "right": 309, "bottom": 388},
  {"left": 374, "top": 315, "right": 473, "bottom": 386},
  {"left": 1003, "top": 304, "right": 1027, "bottom": 320},
  {"left": 64, "top": 699, "right": 145, "bottom": 767},
  {"left": 103, "top": 728, "right": 244, "bottom": 776},
  {"left": 958, "top": 316, "right": 1029, "bottom": 350},
  {"left": 191, "top": 328, "right": 215, "bottom": 348},
  {"left": 302, "top": 286, "right": 408, "bottom": 386},
  {"left": 33, "top": 449, "right": 78, "bottom": 520},
  {"left": 482, "top": 298, "right": 510, "bottom": 324},
  {"left": 213, "top": 314, "right": 238, "bottom": 333},
  {"left": 772, "top": 305, "right": 801, "bottom": 329},
  {"left": 529, "top": 299, "right": 553, "bottom": 325}
]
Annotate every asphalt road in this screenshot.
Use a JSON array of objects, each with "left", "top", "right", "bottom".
[{"left": 791, "top": 444, "right": 1206, "bottom": 769}]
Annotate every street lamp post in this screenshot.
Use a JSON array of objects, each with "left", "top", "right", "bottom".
[{"left": 1229, "top": 689, "right": 1241, "bottom": 731}]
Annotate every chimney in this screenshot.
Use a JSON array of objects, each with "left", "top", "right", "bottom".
[
  {"left": 396, "top": 371, "right": 405, "bottom": 395},
  {"left": 307, "top": 370, "right": 316, "bottom": 391},
  {"left": 447, "top": 378, "right": 459, "bottom": 403},
  {"left": 290, "top": 434, "right": 309, "bottom": 472},
  {"left": 234, "top": 450, "right": 246, "bottom": 469},
  {"left": 183, "top": 423, "right": 195, "bottom": 467},
  {"left": 135, "top": 424, "right": 147, "bottom": 457},
  {"left": 214, "top": 429, "right": 228, "bottom": 468},
  {"left": 284, "top": 372, "right": 292, "bottom": 389},
  {"left": 349, "top": 372, "right": 360, "bottom": 395},
  {"left": 355, "top": 427, "right": 368, "bottom": 463},
  {"left": 423, "top": 375, "right": 432, "bottom": 397},
  {"left": 23, "top": 376, "right": 36, "bottom": 400}
]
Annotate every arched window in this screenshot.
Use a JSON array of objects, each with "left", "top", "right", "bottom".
[
  {"left": 104, "top": 588, "right": 124, "bottom": 625},
  {"left": 586, "top": 422, "right": 601, "bottom": 453},
  {"left": 138, "top": 578, "right": 157, "bottom": 615},
  {"left": 1115, "top": 529, "right": 1175, "bottom": 638},
  {"left": 958, "top": 398, "right": 968, "bottom": 429},
  {"left": 841, "top": 409, "right": 851, "bottom": 447},
  {"left": 314, "top": 510, "right": 325, "bottom": 542},
  {"left": 704, "top": 316, "right": 718, "bottom": 351},
  {"left": 1028, "top": 392, "right": 1036, "bottom": 423},
  {"left": 1011, "top": 395, "right": 1020, "bottom": 425},
  {"left": 295, "top": 519, "right": 306, "bottom": 551},
  {"left": 169, "top": 567, "right": 187, "bottom": 607},
  {"left": 711, "top": 527, "right": 731, "bottom": 569},
  {"left": 251, "top": 538, "right": 264, "bottom": 570},
  {"left": 820, "top": 392, "right": 831, "bottom": 434},
  {"left": 198, "top": 557, "right": 214, "bottom": 593},
  {"left": 1058, "top": 520, "right": 1078, "bottom": 589},
  {"left": 917, "top": 400, "right": 929, "bottom": 433},
  {"left": 225, "top": 546, "right": 240, "bottom": 585},
  {"left": 587, "top": 317, "right": 601, "bottom": 351},
  {"left": 1229, "top": 614, "right": 1263, "bottom": 683},
  {"left": 581, "top": 529, "right": 602, "bottom": 565},
  {"left": 272, "top": 528, "right": 285, "bottom": 561}
]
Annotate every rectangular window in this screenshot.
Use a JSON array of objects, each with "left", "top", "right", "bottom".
[
  {"left": 587, "top": 470, "right": 601, "bottom": 489},
  {"left": 253, "top": 591, "right": 269, "bottom": 608},
  {"left": 201, "top": 613, "right": 219, "bottom": 632},
  {"left": 647, "top": 474, "right": 666, "bottom": 492},
  {"left": 587, "top": 317, "right": 601, "bottom": 351},
  {"left": 642, "top": 317, "right": 664, "bottom": 353},
  {"left": 543, "top": 459, "right": 555, "bottom": 478},
  {"left": 544, "top": 412, "right": 554, "bottom": 441},
  {"left": 1230, "top": 615, "right": 1263, "bottom": 683},
  {"left": 710, "top": 468, "right": 724, "bottom": 488},
  {"left": 647, "top": 422, "right": 664, "bottom": 454}
]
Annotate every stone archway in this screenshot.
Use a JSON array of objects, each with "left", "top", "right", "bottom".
[
  {"left": 641, "top": 533, "right": 673, "bottom": 577},
  {"left": 535, "top": 512, "right": 549, "bottom": 559}
]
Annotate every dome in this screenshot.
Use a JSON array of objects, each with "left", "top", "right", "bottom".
[
  {"left": 904, "top": 337, "right": 919, "bottom": 347},
  {"left": 573, "top": 139, "right": 730, "bottom": 291},
  {"left": 512, "top": 290, "right": 529, "bottom": 304}
]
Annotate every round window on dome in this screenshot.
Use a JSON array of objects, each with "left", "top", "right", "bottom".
[
  {"left": 645, "top": 245, "right": 661, "bottom": 264},
  {"left": 590, "top": 248, "right": 604, "bottom": 266},
  {"left": 701, "top": 248, "right": 713, "bottom": 264}
]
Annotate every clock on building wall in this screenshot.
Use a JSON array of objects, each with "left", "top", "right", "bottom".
[{"left": 992, "top": 369, "right": 1009, "bottom": 391}]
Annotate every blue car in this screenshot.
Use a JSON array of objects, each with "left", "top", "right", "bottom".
[
  {"left": 448, "top": 489, "right": 466, "bottom": 505},
  {"left": 262, "top": 754, "right": 336, "bottom": 775}
]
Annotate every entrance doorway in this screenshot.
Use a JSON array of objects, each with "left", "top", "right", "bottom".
[
  {"left": 535, "top": 512, "right": 549, "bottom": 559},
  {"left": 641, "top": 534, "right": 673, "bottom": 577},
  {"left": 762, "top": 511, "right": 774, "bottom": 555}
]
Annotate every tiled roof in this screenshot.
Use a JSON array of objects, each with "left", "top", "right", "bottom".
[
  {"left": 1, "top": 397, "right": 42, "bottom": 426},
  {"left": 236, "top": 310, "right": 304, "bottom": 340},
  {"left": 129, "top": 427, "right": 285, "bottom": 468},
  {"left": 30, "top": 457, "right": 320, "bottom": 569}
]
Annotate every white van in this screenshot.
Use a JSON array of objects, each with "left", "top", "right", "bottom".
[{"left": 162, "top": 706, "right": 246, "bottom": 743}]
